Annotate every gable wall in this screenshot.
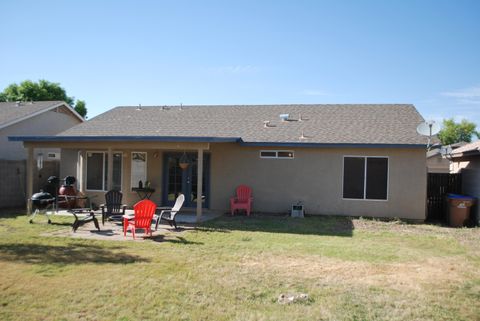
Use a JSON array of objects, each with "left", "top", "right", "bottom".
[{"left": 0, "top": 109, "right": 82, "bottom": 160}]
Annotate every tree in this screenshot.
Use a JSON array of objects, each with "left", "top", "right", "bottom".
[
  {"left": 437, "top": 118, "right": 479, "bottom": 145},
  {"left": 0, "top": 80, "right": 87, "bottom": 118}
]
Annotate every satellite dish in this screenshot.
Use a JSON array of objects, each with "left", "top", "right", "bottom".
[
  {"left": 417, "top": 121, "right": 441, "bottom": 150},
  {"left": 416, "top": 121, "right": 441, "bottom": 137}
]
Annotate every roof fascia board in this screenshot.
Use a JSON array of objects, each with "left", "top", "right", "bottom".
[
  {"left": 0, "top": 102, "right": 84, "bottom": 131},
  {"left": 239, "top": 142, "right": 427, "bottom": 149},
  {"left": 8, "top": 135, "right": 241, "bottom": 143}
]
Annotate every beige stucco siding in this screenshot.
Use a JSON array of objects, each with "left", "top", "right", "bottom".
[
  {"left": 0, "top": 109, "right": 81, "bottom": 160},
  {"left": 427, "top": 155, "right": 450, "bottom": 173},
  {"left": 209, "top": 144, "right": 426, "bottom": 220},
  {"left": 55, "top": 142, "right": 426, "bottom": 220}
]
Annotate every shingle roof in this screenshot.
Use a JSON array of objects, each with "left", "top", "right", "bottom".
[
  {"left": 57, "top": 104, "right": 426, "bottom": 145},
  {"left": 451, "top": 141, "right": 480, "bottom": 157},
  {"left": 0, "top": 101, "right": 80, "bottom": 129}
]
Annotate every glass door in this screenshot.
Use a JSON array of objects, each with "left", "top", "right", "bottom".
[{"left": 162, "top": 152, "right": 210, "bottom": 207}]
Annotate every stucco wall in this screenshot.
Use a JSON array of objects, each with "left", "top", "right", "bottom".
[
  {"left": 209, "top": 144, "right": 427, "bottom": 220},
  {"left": 0, "top": 109, "right": 81, "bottom": 160},
  {"left": 58, "top": 143, "right": 427, "bottom": 220},
  {"left": 427, "top": 155, "right": 450, "bottom": 173}
]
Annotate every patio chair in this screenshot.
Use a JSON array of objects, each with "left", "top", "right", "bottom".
[
  {"left": 154, "top": 194, "right": 185, "bottom": 231},
  {"left": 100, "top": 190, "right": 127, "bottom": 225},
  {"left": 230, "top": 185, "right": 253, "bottom": 216},
  {"left": 123, "top": 199, "right": 157, "bottom": 239}
]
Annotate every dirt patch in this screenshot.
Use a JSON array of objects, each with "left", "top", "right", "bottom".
[{"left": 240, "top": 254, "right": 471, "bottom": 291}]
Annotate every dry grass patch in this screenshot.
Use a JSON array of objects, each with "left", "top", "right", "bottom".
[
  {"left": 0, "top": 213, "right": 479, "bottom": 321},
  {"left": 240, "top": 253, "right": 469, "bottom": 291}
]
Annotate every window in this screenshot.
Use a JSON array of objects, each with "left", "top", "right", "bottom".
[
  {"left": 260, "top": 150, "right": 294, "bottom": 159},
  {"left": 131, "top": 152, "right": 147, "bottom": 189},
  {"left": 86, "top": 152, "right": 123, "bottom": 191},
  {"left": 343, "top": 156, "right": 388, "bottom": 200},
  {"left": 112, "top": 153, "right": 123, "bottom": 190}
]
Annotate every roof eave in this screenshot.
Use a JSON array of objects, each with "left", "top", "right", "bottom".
[
  {"left": 239, "top": 142, "right": 427, "bottom": 148},
  {"left": 8, "top": 135, "right": 241, "bottom": 143}
]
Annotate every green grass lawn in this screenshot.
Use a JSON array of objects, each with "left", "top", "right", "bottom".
[{"left": 0, "top": 212, "right": 479, "bottom": 321}]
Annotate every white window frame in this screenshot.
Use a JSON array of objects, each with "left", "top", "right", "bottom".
[
  {"left": 131, "top": 151, "right": 148, "bottom": 190},
  {"left": 85, "top": 151, "right": 123, "bottom": 192},
  {"left": 342, "top": 155, "right": 389, "bottom": 201},
  {"left": 259, "top": 150, "right": 295, "bottom": 159}
]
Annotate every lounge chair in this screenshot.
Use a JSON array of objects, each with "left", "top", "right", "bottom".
[
  {"left": 123, "top": 199, "right": 157, "bottom": 239},
  {"left": 230, "top": 185, "right": 253, "bottom": 216},
  {"left": 154, "top": 194, "right": 185, "bottom": 230},
  {"left": 100, "top": 190, "right": 127, "bottom": 225}
]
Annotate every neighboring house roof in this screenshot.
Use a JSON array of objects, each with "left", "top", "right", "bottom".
[
  {"left": 426, "top": 142, "right": 466, "bottom": 158},
  {"left": 0, "top": 101, "right": 84, "bottom": 130},
  {"left": 450, "top": 141, "right": 480, "bottom": 157},
  {"left": 10, "top": 104, "right": 427, "bottom": 147}
]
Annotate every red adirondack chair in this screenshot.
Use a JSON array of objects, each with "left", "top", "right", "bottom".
[
  {"left": 123, "top": 199, "right": 157, "bottom": 239},
  {"left": 230, "top": 185, "right": 253, "bottom": 216}
]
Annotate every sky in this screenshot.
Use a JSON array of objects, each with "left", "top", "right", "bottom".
[{"left": 0, "top": 0, "right": 479, "bottom": 128}]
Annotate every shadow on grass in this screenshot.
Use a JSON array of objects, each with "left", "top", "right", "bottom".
[
  {"left": 0, "top": 243, "right": 149, "bottom": 265},
  {"left": 0, "top": 210, "right": 29, "bottom": 219},
  {"left": 149, "top": 235, "right": 204, "bottom": 245},
  {"left": 198, "top": 214, "right": 354, "bottom": 237}
]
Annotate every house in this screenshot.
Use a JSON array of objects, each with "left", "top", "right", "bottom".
[
  {"left": 426, "top": 142, "right": 466, "bottom": 173},
  {"left": 449, "top": 141, "right": 480, "bottom": 225},
  {"left": 0, "top": 101, "right": 84, "bottom": 208},
  {"left": 10, "top": 104, "right": 428, "bottom": 220}
]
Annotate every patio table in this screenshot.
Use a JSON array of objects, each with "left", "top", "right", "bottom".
[{"left": 132, "top": 187, "right": 155, "bottom": 200}]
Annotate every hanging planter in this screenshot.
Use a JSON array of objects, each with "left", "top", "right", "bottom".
[{"left": 179, "top": 152, "right": 190, "bottom": 170}]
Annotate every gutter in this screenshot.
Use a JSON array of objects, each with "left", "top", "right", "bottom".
[{"left": 9, "top": 135, "right": 427, "bottom": 148}]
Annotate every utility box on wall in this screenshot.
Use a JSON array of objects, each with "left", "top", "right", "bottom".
[{"left": 291, "top": 204, "right": 304, "bottom": 218}]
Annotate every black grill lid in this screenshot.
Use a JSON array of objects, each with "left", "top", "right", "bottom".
[{"left": 32, "top": 191, "right": 55, "bottom": 200}]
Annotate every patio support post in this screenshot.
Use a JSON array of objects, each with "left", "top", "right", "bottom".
[
  {"left": 107, "top": 148, "right": 113, "bottom": 191},
  {"left": 196, "top": 148, "right": 203, "bottom": 222},
  {"left": 78, "top": 150, "right": 86, "bottom": 193},
  {"left": 26, "top": 146, "right": 34, "bottom": 214}
]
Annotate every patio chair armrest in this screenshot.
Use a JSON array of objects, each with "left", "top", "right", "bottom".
[{"left": 121, "top": 204, "right": 127, "bottom": 214}]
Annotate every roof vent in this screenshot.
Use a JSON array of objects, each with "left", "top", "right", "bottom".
[
  {"left": 136, "top": 104, "right": 142, "bottom": 111},
  {"left": 179, "top": 103, "right": 183, "bottom": 110},
  {"left": 263, "top": 121, "right": 276, "bottom": 128},
  {"left": 279, "top": 114, "right": 289, "bottom": 121},
  {"left": 162, "top": 105, "right": 170, "bottom": 110},
  {"left": 16, "top": 101, "right": 21, "bottom": 107}
]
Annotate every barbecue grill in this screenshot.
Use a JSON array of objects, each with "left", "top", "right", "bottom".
[{"left": 30, "top": 191, "right": 56, "bottom": 224}]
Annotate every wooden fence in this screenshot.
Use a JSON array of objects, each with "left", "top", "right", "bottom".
[{"left": 427, "top": 173, "right": 462, "bottom": 221}]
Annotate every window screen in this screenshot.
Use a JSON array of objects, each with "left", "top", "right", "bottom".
[
  {"left": 260, "top": 151, "right": 277, "bottom": 158},
  {"left": 366, "top": 158, "right": 388, "bottom": 200},
  {"left": 112, "top": 153, "right": 123, "bottom": 190},
  {"left": 87, "top": 152, "right": 104, "bottom": 190},
  {"left": 131, "top": 152, "right": 147, "bottom": 188},
  {"left": 343, "top": 156, "right": 388, "bottom": 200},
  {"left": 343, "top": 157, "right": 365, "bottom": 199},
  {"left": 277, "top": 151, "right": 294, "bottom": 159}
]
